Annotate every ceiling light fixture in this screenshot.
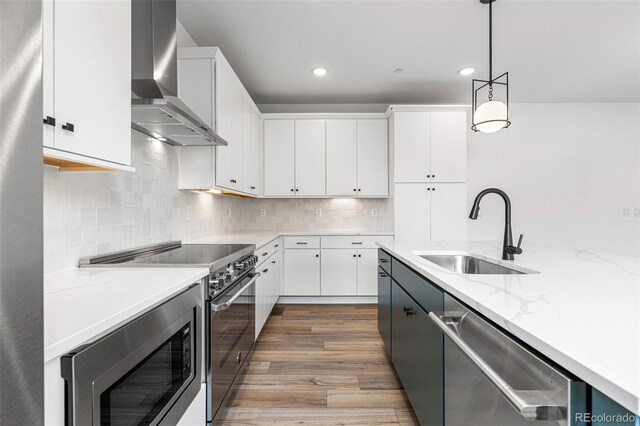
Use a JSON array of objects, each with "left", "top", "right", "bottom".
[
  {"left": 312, "top": 67, "right": 328, "bottom": 77},
  {"left": 471, "top": 0, "right": 511, "bottom": 134},
  {"left": 458, "top": 67, "right": 475, "bottom": 76}
]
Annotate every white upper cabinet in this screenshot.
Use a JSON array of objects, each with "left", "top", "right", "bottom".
[
  {"left": 357, "top": 119, "right": 388, "bottom": 196},
  {"left": 268, "top": 116, "right": 388, "bottom": 198},
  {"left": 430, "top": 112, "right": 467, "bottom": 183},
  {"left": 393, "top": 110, "right": 467, "bottom": 183},
  {"left": 43, "top": 0, "right": 132, "bottom": 170},
  {"left": 264, "top": 120, "right": 295, "bottom": 196},
  {"left": 394, "top": 183, "right": 432, "bottom": 242},
  {"left": 393, "top": 112, "right": 431, "bottom": 183},
  {"left": 430, "top": 183, "right": 467, "bottom": 241},
  {"left": 326, "top": 120, "right": 358, "bottom": 196},
  {"left": 294, "top": 120, "right": 326, "bottom": 196},
  {"left": 177, "top": 47, "right": 260, "bottom": 195}
]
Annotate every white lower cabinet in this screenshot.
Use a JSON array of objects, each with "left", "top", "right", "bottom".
[
  {"left": 394, "top": 183, "right": 467, "bottom": 242},
  {"left": 255, "top": 240, "right": 282, "bottom": 338},
  {"left": 283, "top": 249, "right": 321, "bottom": 295},
  {"left": 284, "top": 235, "right": 391, "bottom": 298},
  {"left": 320, "top": 250, "right": 358, "bottom": 295},
  {"left": 176, "top": 384, "right": 206, "bottom": 426}
]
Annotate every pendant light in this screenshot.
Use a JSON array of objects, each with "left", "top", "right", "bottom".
[{"left": 471, "top": 0, "right": 511, "bottom": 133}]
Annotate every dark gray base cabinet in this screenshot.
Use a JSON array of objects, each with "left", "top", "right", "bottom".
[
  {"left": 377, "top": 266, "right": 392, "bottom": 357},
  {"left": 391, "top": 279, "right": 443, "bottom": 426}
]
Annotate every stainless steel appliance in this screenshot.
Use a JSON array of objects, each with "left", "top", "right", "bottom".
[
  {"left": 81, "top": 241, "right": 259, "bottom": 424},
  {"left": 0, "top": 1, "right": 44, "bottom": 424},
  {"left": 61, "top": 284, "right": 202, "bottom": 426},
  {"left": 131, "top": 0, "right": 228, "bottom": 147},
  {"left": 430, "top": 295, "right": 586, "bottom": 426}
]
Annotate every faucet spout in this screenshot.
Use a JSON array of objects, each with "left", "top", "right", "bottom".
[{"left": 469, "top": 188, "right": 519, "bottom": 260}]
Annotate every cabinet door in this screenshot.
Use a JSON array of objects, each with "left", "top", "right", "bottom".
[
  {"left": 326, "top": 120, "right": 357, "bottom": 196},
  {"left": 391, "top": 281, "right": 443, "bottom": 426},
  {"left": 266, "top": 252, "right": 281, "bottom": 315},
  {"left": 250, "top": 112, "right": 261, "bottom": 194},
  {"left": 53, "top": 0, "right": 131, "bottom": 166},
  {"left": 357, "top": 249, "right": 378, "bottom": 296},
  {"left": 254, "top": 272, "right": 267, "bottom": 339},
  {"left": 242, "top": 99, "right": 253, "bottom": 193},
  {"left": 320, "top": 250, "right": 357, "bottom": 296},
  {"left": 430, "top": 184, "right": 467, "bottom": 242},
  {"left": 264, "top": 120, "right": 295, "bottom": 196},
  {"left": 295, "top": 120, "right": 326, "bottom": 196},
  {"left": 42, "top": 0, "right": 54, "bottom": 148},
  {"left": 394, "top": 183, "right": 431, "bottom": 243},
  {"left": 216, "top": 60, "right": 243, "bottom": 190},
  {"left": 357, "top": 119, "right": 388, "bottom": 196},
  {"left": 178, "top": 57, "right": 214, "bottom": 128},
  {"left": 430, "top": 112, "right": 467, "bottom": 183},
  {"left": 284, "top": 249, "right": 320, "bottom": 295},
  {"left": 393, "top": 112, "right": 430, "bottom": 183},
  {"left": 377, "top": 267, "right": 392, "bottom": 357}
]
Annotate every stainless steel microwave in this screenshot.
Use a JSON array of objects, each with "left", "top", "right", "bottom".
[{"left": 61, "top": 283, "right": 203, "bottom": 426}]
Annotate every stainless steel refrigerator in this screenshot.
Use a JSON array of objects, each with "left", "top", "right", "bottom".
[{"left": 0, "top": 1, "right": 44, "bottom": 425}]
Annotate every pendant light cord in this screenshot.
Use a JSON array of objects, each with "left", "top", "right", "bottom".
[{"left": 489, "top": 0, "right": 493, "bottom": 85}]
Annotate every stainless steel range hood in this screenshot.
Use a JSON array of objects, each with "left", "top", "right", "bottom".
[{"left": 131, "top": 0, "right": 227, "bottom": 146}]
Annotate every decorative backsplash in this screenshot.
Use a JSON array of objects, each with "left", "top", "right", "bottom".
[
  {"left": 43, "top": 131, "right": 244, "bottom": 274},
  {"left": 240, "top": 197, "right": 391, "bottom": 233},
  {"left": 44, "top": 131, "right": 392, "bottom": 274}
]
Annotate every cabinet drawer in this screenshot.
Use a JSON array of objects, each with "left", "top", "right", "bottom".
[
  {"left": 321, "top": 235, "right": 392, "bottom": 249},
  {"left": 392, "top": 258, "right": 443, "bottom": 313},
  {"left": 378, "top": 249, "right": 391, "bottom": 273},
  {"left": 256, "top": 238, "right": 281, "bottom": 267},
  {"left": 284, "top": 236, "right": 320, "bottom": 249}
]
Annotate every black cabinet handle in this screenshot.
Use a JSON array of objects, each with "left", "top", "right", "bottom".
[
  {"left": 379, "top": 272, "right": 388, "bottom": 277},
  {"left": 274, "top": 244, "right": 279, "bottom": 248},
  {"left": 295, "top": 189, "right": 299, "bottom": 192},
  {"left": 296, "top": 242, "right": 307, "bottom": 245},
  {"left": 358, "top": 254, "right": 362, "bottom": 258},
  {"left": 353, "top": 188, "right": 357, "bottom": 192},
  {"left": 262, "top": 252, "right": 268, "bottom": 256},
  {"left": 357, "top": 189, "right": 361, "bottom": 192},
  {"left": 250, "top": 186, "right": 256, "bottom": 189},
  {"left": 432, "top": 187, "right": 436, "bottom": 191},
  {"left": 379, "top": 259, "right": 389, "bottom": 263},
  {"left": 291, "top": 189, "right": 294, "bottom": 192},
  {"left": 61, "top": 122, "right": 74, "bottom": 132},
  {"left": 43, "top": 116, "right": 56, "bottom": 126},
  {"left": 352, "top": 242, "right": 363, "bottom": 245},
  {"left": 262, "top": 268, "right": 269, "bottom": 273},
  {"left": 271, "top": 260, "right": 276, "bottom": 264},
  {"left": 230, "top": 179, "right": 237, "bottom": 183},
  {"left": 427, "top": 187, "right": 431, "bottom": 191},
  {"left": 315, "top": 254, "right": 319, "bottom": 258},
  {"left": 403, "top": 307, "right": 414, "bottom": 316},
  {"left": 353, "top": 254, "right": 357, "bottom": 258}
]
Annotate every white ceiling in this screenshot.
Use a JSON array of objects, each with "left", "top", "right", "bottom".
[{"left": 178, "top": 0, "right": 640, "bottom": 105}]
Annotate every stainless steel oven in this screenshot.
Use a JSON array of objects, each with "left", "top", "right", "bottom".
[
  {"left": 61, "top": 283, "right": 202, "bottom": 426},
  {"left": 207, "top": 269, "right": 259, "bottom": 423}
]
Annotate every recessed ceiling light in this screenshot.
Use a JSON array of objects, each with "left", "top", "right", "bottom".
[
  {"left": 458, "top": 67, "right": 475, "bottom": 76},
  {"left": 312, "top": 67, "right": 328, "bottom": 77},
  {"left": 394, "top": 68, "right": 404, "bottom": 74}
]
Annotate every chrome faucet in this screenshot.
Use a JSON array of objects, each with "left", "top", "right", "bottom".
[{"left": 469, "top": 188, "right": 523, "bottom": 260}]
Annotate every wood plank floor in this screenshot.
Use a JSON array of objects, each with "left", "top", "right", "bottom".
[{"left": 217, "top": 304, "right": 419, "bottom": 425}]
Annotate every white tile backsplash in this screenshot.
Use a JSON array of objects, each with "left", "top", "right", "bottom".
[{"left": 44, "top": 131, "right": 392, "bottom": 273}]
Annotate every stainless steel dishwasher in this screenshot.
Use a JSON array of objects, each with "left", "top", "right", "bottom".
[{"left": 429, "top": 295, "right": 586, "bottom": 426}]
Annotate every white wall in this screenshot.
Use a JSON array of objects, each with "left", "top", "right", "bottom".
[
  {"left": 177, "top": 20, "right": 197, "bottom": 47},
  {"left": 467, "top": 103, "right": 640, "bottom": 257}
]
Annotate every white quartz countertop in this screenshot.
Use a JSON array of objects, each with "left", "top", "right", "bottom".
[
  {"left": 378, "top": 240, "right": 640, "bottom": 415},
  {"left": 189, "top": 230, "right": 394, "bottom": 249},
  {"left": 44, "top": 267, "right": 209, "bottom": 363}
]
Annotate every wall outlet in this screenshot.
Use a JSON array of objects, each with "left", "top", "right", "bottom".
[
  {"left": 227, "top": 208, "right": 232, "bottom": 218},
  {"left": 622, "top": 208, "right": 632, "bottom": 217},
  {"left": 260, "top": 208, "right": 266, "bottom": 217},
  {"left": 372, "top": 208, "right": 378, "bottom": 217},
  {"left": 315, "top": 208, "right": 322, "bottom": 217}
]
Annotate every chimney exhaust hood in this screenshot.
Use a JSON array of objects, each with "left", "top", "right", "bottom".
[{"left": 131, "top": 0, "right": 227, "bottom": 147}]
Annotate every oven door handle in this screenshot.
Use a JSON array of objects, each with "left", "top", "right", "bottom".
[{"left": 210, "top": 273, "right": 260, "bottom": 312}]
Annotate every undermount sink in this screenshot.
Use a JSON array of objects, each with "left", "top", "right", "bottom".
[{"left": 418, "top": 253, "right": 538, "bottom": 275}]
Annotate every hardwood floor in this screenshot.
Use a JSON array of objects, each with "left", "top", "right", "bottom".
[{"left": 217, "top": 304, "right": 419, "bottom": 425}]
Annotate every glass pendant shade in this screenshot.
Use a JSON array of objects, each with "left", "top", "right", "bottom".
[{"left": 473, "top": 100, "right": 509, "bottom": 133}]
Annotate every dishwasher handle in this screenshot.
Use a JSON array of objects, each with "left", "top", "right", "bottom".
[
  {"left": 428, "top": 311, "right": 566, "bottom": 421},
  {"left": 211, "top": 273, "right": 260, "bottom": 312}
]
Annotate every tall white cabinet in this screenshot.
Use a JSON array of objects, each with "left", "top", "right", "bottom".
[
  {"left": 177, "top": 47, "right": 260, "bottom": 196},
  {"left": 391, "top": 107, "right": 468, "bottom": 242},
  {"left": 42, "top": 0, "right": 133, "bottom": 171}
]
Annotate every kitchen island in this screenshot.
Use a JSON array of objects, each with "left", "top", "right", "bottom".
[{"left": 378, "top": 240, "right": 640, "bottom": 418}]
